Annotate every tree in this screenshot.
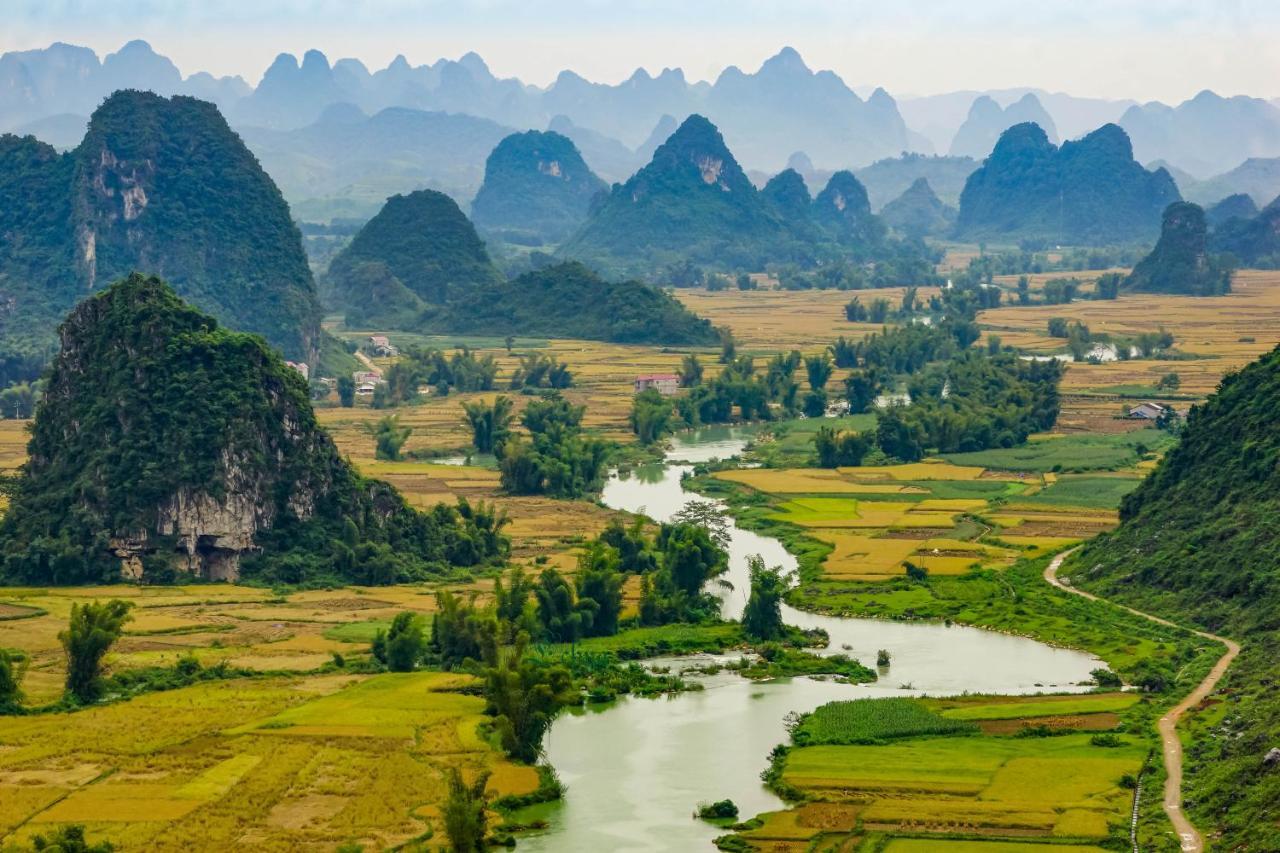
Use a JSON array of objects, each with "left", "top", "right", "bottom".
[
  {"left": 373, "top": 415, "right": 412, "bottom": 460},
  {"left": 844, "top": 297, "right": 867, "bottom": 322},
  {"left": 804, "top": 353, "right": 833, "bottom": 392},
  {"left": 814, "top": 426, "right": 870, "bottom": 468},
  {"left": 986, "top": 335, "right": 1002, "bottom": 355},
  {"left": 844, "top": 371, "right": 880, "bottom": 414},
  {"left": 1017, "top": 275, "right": 1031, "bottom": 305},
  {"left": 0, "top": 383, "right": 37, "bottom": 419},
  {"left": 30, "top": 825, "right": 114, "bottom": 852},
  {"left": 442, "top": 766, "right": 489, "bottom": 852},
  {"left": 1095, "top": 272, "right": 1122, "bottom": 300},
  {"left": 534, "top": 568, "right": 593, "bottom": 643},
  {"left": 736, "top": 272, "right": 756, "bottom": 291},
  {"left": 742, "top": 556, "right": 786, "bottom": 640},
  {"left": 718, "top": 327, "right": 736, "bottom": 364},
  {"left": 868, "top": 298, "right": 891, "bottom": 324},
  {"left": 630, "top": 388, "right": 673, "bottom": 445},
  {"left": 504, "top": 335, "right": 515, "bottom": 354},
  {"left": 337, "top": 375, "right": 355, "bottom": 407},
  {"left": 574, "top": 544, "right": 624, "bottom": 637},
  {"left": 679, "top": 354, "right": 704, "bottom": 388},
  {"left": 1047, "top": 317, "right": 1068, "bottom": 338},
  {"left": 372, "top": 611, "right": 426, "bottom": 672},
  {"left": 662, "top": 523, "right": 727, "bottom": 596},
  {"left": 481, "top": 633, "right": 575, "bottom": 762},
  {"left": 462, "top": 396, "right": 514, "bottom": 454},
  {"left": 0, "top": 648, "right": 22, "bottom": 712},
  {"left": 1156, "top": 372, "right": 1181, "bottom": 391},
  {"left": 60, "top": 600, "right": 132, "bottom": 703}
]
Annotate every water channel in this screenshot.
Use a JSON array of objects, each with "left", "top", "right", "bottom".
[{"left": 517, "top": 425, "right": 1102, "bottom": 851}]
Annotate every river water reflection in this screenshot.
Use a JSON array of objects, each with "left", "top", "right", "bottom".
[{"left": 517, "top": 427, "right": 1101, "bottom": 852}]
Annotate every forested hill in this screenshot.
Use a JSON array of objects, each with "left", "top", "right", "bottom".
[
  {"left": 954, "top": 122, "right": 1180, "bottom": 245},
  {"left": 323, "top": 192, "right": 715, "bottom": 345},
  {"left": 322, "top": 188, "right": 503, "bottom": 329},
  {"left": 0, "top": 274, "right": 505, "bottom": 587},
  {"left": 0, "top": 90, "right": 322, "bottom": 383},
  {"left": 470, "top": 130, "right": 607, "bottom": 243},
  {"left": 1071, "top": 344, "right": 1280, "bottom": 847},
  {"left": 421, "top": 261, "right": 718, "bottom": 345},
  {"left": 1077, "top": 346, "right": 1280, "bottom": 631},
  {"left": 1123, "top": 201, "right": 1233, "bottom": 296},
  {"left": 561, "top": 114, "right": 792, "bottom": 275}
]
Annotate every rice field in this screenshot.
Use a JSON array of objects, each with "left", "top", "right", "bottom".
[
  {"left": 794, "top": 698, "right": 979, "bottom": 744},
  {"left": 0, "top": 671, "right": 537, "bottom": 850},
  {"left": 782, "top": 733, "right": 1142, "bottom": 838}
]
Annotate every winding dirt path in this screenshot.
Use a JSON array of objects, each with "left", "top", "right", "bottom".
[{"left": 1045, "top": 549, "right": 1240, "bottom": 853}]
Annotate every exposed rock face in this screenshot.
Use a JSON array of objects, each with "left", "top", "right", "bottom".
[
  {"left": 470, "top": 130, "right": 607, "bottom": 243},
  {"left": 0, "top": 90, "right": 323, "bottom": 386},
  {"left": 0, "top": 274, "right": 338, "bottom": 582}
]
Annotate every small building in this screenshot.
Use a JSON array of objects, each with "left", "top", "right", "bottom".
[
  {"left": 352, "top": 370, "right": 382, "bottom": 386},
  {"left": 634, "top": 373, "right": 680, "bottom": 396},
  {"left": 285, "top": 360, "right": 309, "bottom": 380},
  {"left": 356, "top": 382, "right": 379, "bottom": 397},
  {"left": 366, "top": 335, "right": 398, "bottom": 357},
  {"left": 1129, "top": 402, "right": 1168, "bottom": 420}
]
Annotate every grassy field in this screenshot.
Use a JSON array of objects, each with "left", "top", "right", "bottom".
[
  {"left": 794, "top": 698, "right": 978, "bottom": 744},
  {"left": 943, "top": 430, "right": 1174, "bottom": 472}
]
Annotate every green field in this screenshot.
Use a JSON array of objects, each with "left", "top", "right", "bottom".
[
  {"left": 794, "top": 698, "right": 978, "bottom": 744},
  {"left": 934, "top": 693, "right": 1140, "bottom": 721},
  {"left": 943, "top": 430, "right": 1174, "bottom": 472},
  {"left": 1022, "top": 475, "right": 1142, "bottom": 509},
  {"left": 750, "top": 413, "right": 878, "bottom": 467}
]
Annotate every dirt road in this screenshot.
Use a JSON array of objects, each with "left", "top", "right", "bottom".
[{"left": 1045, "top": 549, "right": 1240, "bottom": 853}]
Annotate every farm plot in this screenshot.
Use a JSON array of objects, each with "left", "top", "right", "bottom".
[
  {"left": 0, "top": 672, "right": 535, "bottom": 850},
  {"left": 782, "top": 734, "right": 1142, "bottom": 839}
]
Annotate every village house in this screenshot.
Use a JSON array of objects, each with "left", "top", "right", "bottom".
[
  {"left": 352, "top": 370, "right": 384, "bottom": 396},
  {"left": 1128, "top": 402, "right": 1168, "bottom": 420},
  {"left": 634, "top": 373, "right": 680, "bottom": 395},
  {"left": 365, "top": 335, "right": 398, "bottom": 357},
  {"left": 285, "top": 360, "right": 309, "bottom": 380}
]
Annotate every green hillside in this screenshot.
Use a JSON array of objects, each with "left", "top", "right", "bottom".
[
  {"left": 1124, "top": 201, "right": 1233, "bottom": 296},
  {"left": 1071, "top": 344, "right": 1280, "bottom": 848},
  {"left": 470, "top": 129, "right": 607, "bottom": 244},
  {"left": 0, "top": 91, "right": 322, "bottom": 382},
  {"left": 0, "top": 275, "right": 505, "bottom": 586}
]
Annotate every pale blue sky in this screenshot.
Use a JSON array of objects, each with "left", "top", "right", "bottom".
[{"left": 5, "top": 0, "right": 1277, "bottom": 101}]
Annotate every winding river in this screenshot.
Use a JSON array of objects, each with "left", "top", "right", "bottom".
[{"left": 517, "top": 426, "right": 1103, "bottom": 852}]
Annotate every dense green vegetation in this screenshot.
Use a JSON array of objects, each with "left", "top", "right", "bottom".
[
  {"left": 560, "top": 114, "right": 936, "bottom": 283},
  {"left": 876, "top": 351, "right": 1062, "bottom": 460},
  {"left": 1124, "top": 202, "right": 1234, "bottom": 296},
  {"left": 954, "top": 122, "right": 1180, "bottom": 245},
  {"left": 498, "top": 394, "right": 610, "bottom": 499},
  {"left": 1212, "top": 195, "right": 1280, "bottom": 268},
  {"left": 422, "top": 261, "right": 718, "bottom": 345},
  {"left": 470, "top": 130, "right": 607, "bottom": 244},
  {"left": 60, "top": 599, "right": 132, "bottom": 703},
  {"left": 1072, "top": 343, "right": 1280, "bottom": 849},
  {"left": 791, "top": 698, "right": 978, "bottom": 745},
  {"left": 879, "top": 177, "right": 956, "bottom": 239},
  {"left": 0, "top": 91, "right": 322, "bottom": 383},
  {"left": 323, "top": 188, "right": 502, "bottom": 327},
  {"left": 0, "top": 275, "right": 506, "bottom": 586}
]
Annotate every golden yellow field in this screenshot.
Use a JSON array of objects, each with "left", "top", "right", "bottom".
[{"left": 0, "top": 671, "right": 536, "bottom": 850}]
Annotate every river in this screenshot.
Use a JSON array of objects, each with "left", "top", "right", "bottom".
[{"left": 516, "top": 425, "right": 1102, "bottom": 852}]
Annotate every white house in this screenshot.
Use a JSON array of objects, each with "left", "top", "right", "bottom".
[
  {"left": 634, "top": 373, "right": 680, "bottom": 395},
  {"left": 285, "top": 360, "right": 309, "bottom": 380},
  {"left": 366, "top": 335, "right": 398, "bottom": 357},
  {"left": 1128, "top": 402, "right": 1168, "bottom": 420}
]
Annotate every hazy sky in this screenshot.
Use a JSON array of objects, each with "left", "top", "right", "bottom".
[{"left": 5, "top": 0, "right": 1279, "bottom": 102}]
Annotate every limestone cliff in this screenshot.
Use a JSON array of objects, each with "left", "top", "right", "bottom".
[{"left": 0, "top": 274, "right": 505, "bottom": 584}]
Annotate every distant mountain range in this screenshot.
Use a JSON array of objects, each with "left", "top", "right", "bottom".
[{"left": 7, "top": 41, "right": 1280, "bottom": 223}]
